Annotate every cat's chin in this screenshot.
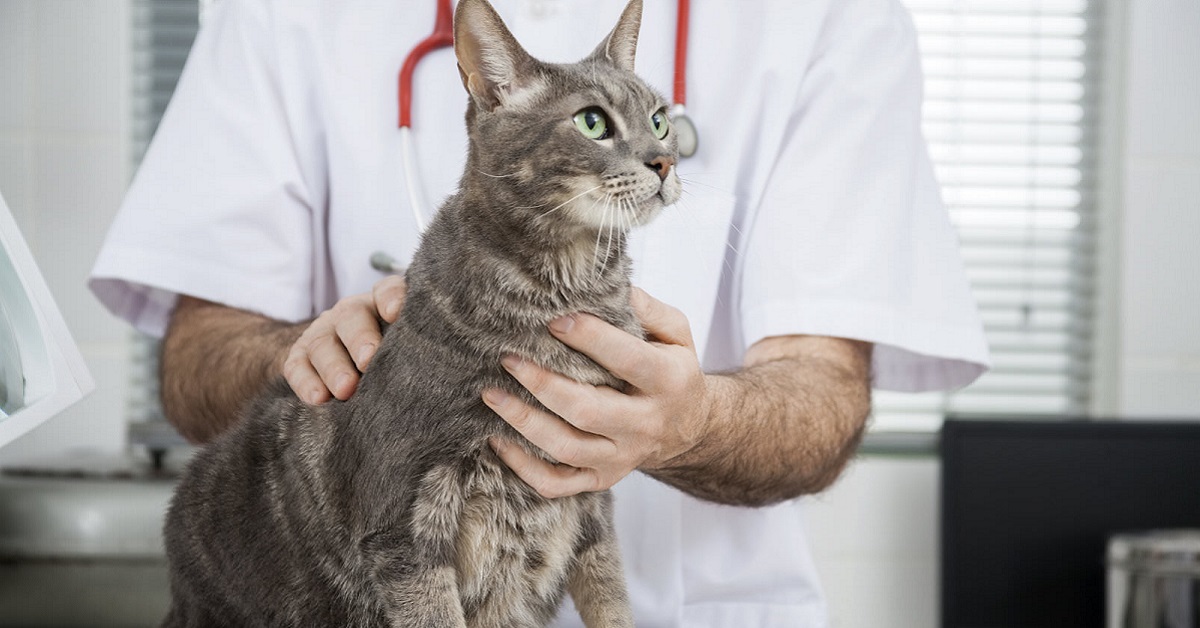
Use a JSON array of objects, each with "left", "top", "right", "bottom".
[
  {"left": 630, "top": 195, "right": 670, "bottom": 226},
  {"left": 573, "top": 180, "right": 679, "bottom": 230},
  {"left": 571, "top": 196, "right": 666, "bottom": 232},
  {"left": 657, "top": 177, "right": 682, "bottom": 207}
]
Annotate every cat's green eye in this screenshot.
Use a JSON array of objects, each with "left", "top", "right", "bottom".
[
  {"left": 573, "top": 108, "right": 610, "bottom": 140},
  {"left": 650, "top": 109, "right": 670, "bottom": 140}
]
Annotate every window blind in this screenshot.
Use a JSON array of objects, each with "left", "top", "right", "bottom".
[
  {"left": 127, "top": 0, "right": 199, "bottom": 432},
  {"left": 874, "top": 0, "right": 1105, "bottom": 431},
  {"left": 131, "top": 0, "right": 199, "bottom": 165}
]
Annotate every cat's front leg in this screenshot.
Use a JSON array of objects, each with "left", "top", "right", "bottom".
[
  {"left": 362, "top": 466, "right": 469, "bottom": 628},
  {"left": 566, "top": 495, "right": 634, "bottom": 628},
  {"left": 383, "top": 564, "right": 467, "bottom": 627},
  {"left": 362, "top": 524, "right": 469, "bottom": 628}
]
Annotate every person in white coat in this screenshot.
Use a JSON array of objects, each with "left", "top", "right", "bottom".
[{"left": 90, "top": 0, "right": 990, "bottom": 625}]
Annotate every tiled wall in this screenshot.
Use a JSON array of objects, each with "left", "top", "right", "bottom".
[
  {"left": 1118, "top": 0, "right": 1200, "bottom": 416},
  {"left": 0, "top": 0, "right": 133, "bottom": 463}
]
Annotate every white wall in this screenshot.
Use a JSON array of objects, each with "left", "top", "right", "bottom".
[
  {"left": 806, "top": 456, "right": 940, "bottom": 628},
  {"left": 0, "top": 0, "right": 132, "bottom": 463},
  {"left": 807, "top": 2, "right": 1200, "bottom": 626}
]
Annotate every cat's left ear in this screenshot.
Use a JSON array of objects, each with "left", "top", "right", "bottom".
[
  {"left": 590, "top": 0, "right": 643, "bottom": 72},
  {"left": 454, "top": 0, "right": 541, "bottom": 111}
]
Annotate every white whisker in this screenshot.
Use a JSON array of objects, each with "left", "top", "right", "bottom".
[
  {"left": 476, "top": 169, "right": 520, "bottom": 178},
  {"left": 593, "top": 194, "right": 611, "bottom": 276},
  {"left": 620, "top": 198, "right": 633, "bottom": 244},
  {"left": 665, "top": 192, "right": 690, "bottom": 221},
  {"left": 580, "top": 192, "right": 606, "bottom": 218},
  {"left": 677, "top": 175, "right": 734, "bottom": 196},
  {"left": 676, "top": 188, "right": 745, "bottom": 240},
  {"left": 541, "top": 185, "right": 604, "bottom": 218},
  {"left": 602, "top": 203, "right": 615, "bottom": 270}
]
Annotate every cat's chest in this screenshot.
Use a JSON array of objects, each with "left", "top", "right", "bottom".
[
  {"left": 451, "top": 457, "right": 590, "bottom": 623},
  {"left": 524, "top": 305, "right": 641, "bottom": 389}
]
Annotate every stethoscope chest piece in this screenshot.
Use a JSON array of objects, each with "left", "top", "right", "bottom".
[{"left": 671, "top": 105, "right": 699, "bottom": 159}]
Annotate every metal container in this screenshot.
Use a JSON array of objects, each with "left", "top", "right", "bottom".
[{"left": 1108, "top": 530, "right": 1200, "bottom": 628}]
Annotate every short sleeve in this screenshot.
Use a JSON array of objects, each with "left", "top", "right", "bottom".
[
  {"left": 89, "top": 0, "right": 317, "bottom": 337},
  {"left": 738, "top": 0, "right": 990, "bottom": 392}
]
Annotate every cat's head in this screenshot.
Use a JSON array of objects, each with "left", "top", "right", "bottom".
[{"left": 454, "top": 0, "right": 680, "bottom": 234}]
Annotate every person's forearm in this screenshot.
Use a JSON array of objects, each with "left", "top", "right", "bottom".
[
  {"left": 647, "top": 342, "right": 872, "bottom": 507},
  {"left": 161, "top": 296, "right": 304, "bottom": 444}
]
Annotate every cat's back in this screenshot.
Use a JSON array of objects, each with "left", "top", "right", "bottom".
[{"left": 163, "top": 381, "right": 388, "bottom": 627}]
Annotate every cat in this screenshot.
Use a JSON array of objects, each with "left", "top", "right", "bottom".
[{"left": 160, "top": 0, "right": 680, "bottom": 626}]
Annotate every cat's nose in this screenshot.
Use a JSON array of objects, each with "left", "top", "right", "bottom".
[{"left": 645, "top": 156, "right": 675, "bottom": 181}]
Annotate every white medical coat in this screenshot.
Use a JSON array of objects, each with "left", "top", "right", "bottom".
[{"left": 91, "top": 0, "right": 991, "bottom": 625}]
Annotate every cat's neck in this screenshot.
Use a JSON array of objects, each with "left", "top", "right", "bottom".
[{"left": 453, "top": 174, "right": 632, "bottom": 297}]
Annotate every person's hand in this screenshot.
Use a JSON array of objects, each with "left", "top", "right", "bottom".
[
  {"left": 282, "top": 275, "right": 407, "bottom": 403},
  {"left": 482, "top": 287, "right": 713, "bottom": 498}
]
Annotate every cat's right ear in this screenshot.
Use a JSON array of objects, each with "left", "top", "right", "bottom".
[
  {"left": 454, "top": 0, "right": 540, "bottom": 111},
  {"left": 590, "top": 0, "right": 643, "bottom": 73}
]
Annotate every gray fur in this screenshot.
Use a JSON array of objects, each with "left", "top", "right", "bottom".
[{"left": 161, "top": 0, "right": 680, "bottom": 626}]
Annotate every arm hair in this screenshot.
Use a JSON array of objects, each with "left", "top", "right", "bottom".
[
  {"left": 649, "top": 336, "right": 872, "bottom": 506},
  {"left": 160, "top": 296, "right": 305, "bottom": 443}
]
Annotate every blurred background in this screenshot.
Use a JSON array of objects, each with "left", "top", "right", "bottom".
[{"left": 0, "top": 0, "right": 1197, "bottom": 626}]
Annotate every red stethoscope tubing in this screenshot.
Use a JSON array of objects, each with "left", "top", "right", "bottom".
[
  {"left": 672, "top": 0, "right": 689, "bottom": 108},
  {"left": 397, "top": 0, "right": 691, "bottom": 128},
  {"left": 398, "top": 0, "right": 455, "bottom": 129}
]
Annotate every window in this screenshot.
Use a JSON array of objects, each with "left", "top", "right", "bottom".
[{"left": 872, "top": 0, "right": 1108, "bottom": 433}]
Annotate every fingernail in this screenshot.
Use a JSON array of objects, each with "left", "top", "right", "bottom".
[
  {"left": 550, "top": 315, "right": 575, "bottom": 334},
  {"left": 488, "top": 437, "right": 506, "bottom": 453},
  {"left": 483, "top": 388, "right": 509, "bottom": 408},
  {"left": 384, "top": 300, "right": 401, "bottom": 320},
  {"left": 335, "top": 372, "right": 353, "bottom": 394},
  {"left": 501, "top": 354, "right": 524, "bottom": 372},
  {"left": 356, "top": 344, "right": 376, "bottom": 367}
]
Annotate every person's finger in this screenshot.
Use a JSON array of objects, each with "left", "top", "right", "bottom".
[
  {"left": 303, "top": 325, "right": 359, "bottom": 400},
  {"left": 546, "top": 314, "right": 665, "bottom": 391},
  {"left": 630, "top": 286, "right": 694, "bottom": 347},
  {"left": 372, "top": 275, "right": 408, "bottom": 323},
  {"left": 334, "top": 300, "right": 383, "bottom": 371},
  {"left": 489, "top": 437, "right": 604, "bottom": 499},
  {"left": 282, "top": 345, "right": 332, "bottom": 404},
  {"left": 500, "top": 355, "right": 630, "bottom": 436},
  {"left": 482, "top": 388, "right": 617, "bottom": 468}
]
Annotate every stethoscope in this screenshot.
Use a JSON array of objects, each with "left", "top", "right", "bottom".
[{"left": 371, "top": 0, "right": 697, "bottom": 274}]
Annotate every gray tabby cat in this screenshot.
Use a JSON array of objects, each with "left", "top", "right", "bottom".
[{"left": 161, "top": 0, "right": 680, "bottom": 626}]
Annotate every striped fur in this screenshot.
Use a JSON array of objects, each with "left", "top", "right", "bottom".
[{"left": 162, "top": 1, "right": 678, "bottom": 626}]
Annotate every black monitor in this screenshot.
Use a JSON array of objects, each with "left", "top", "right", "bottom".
[{"left": 940, "top": 418, "right": 1200, "bottom": 627}]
